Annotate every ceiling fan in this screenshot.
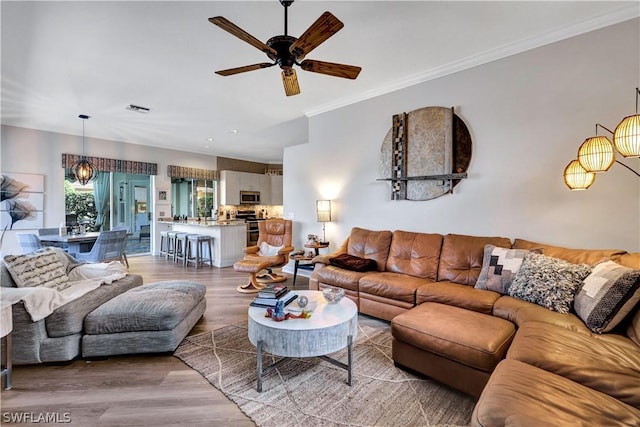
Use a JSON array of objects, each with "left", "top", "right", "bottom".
[{"left": 209, "top": 0, "right": 361, "bottom": 96}]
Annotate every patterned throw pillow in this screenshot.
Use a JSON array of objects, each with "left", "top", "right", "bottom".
[
  {"left": 475, "top": 245, "right": 531, "bottom": 294},
  {"left": 574, "top": 260, "right": 640, "bottom": 333},
  {"left": 3, "top": 247, "right": 70, "bottom": 291},
  {"left": 509, "top": 252, "right": 591, "bottom": 313}
]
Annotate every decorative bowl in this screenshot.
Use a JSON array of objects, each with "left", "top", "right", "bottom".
[{"left": 322, "top": 287, "right": 345, "bottom": 304}]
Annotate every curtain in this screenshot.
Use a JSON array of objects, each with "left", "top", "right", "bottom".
[{"left": 93, "top": 172, "right": 110, "bottom": 231}]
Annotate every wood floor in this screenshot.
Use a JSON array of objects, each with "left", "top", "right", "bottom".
[{"left": 0, "top": 255, "right": 388, "bottom": 426}]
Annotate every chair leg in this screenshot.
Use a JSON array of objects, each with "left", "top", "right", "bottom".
[
  {"left": 236, "top": 273, "right": 269, "bottom": 293},
  {"left": 121, "top": 253, "right": 129, "bottom": 268},
  {"left": 256, "top": 268, "right": 287, "bottom": 284}
]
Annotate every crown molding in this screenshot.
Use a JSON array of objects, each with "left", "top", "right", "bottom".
[{"left": 304, "top": 5, "right": 639, "bottom": 118}]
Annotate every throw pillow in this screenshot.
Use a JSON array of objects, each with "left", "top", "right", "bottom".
[
  {"left": 574, "top": 260, "right": 640, "bottom": 333},
  {"left": 329, "top": 253, "right": 378, "bottom": 272},
  {"left": 3, "top": 247, "right": 70, "bottom": 291},
  {"left": 475, "top": 245, "right": 532, "bottom": 294},
  {"left": 509, "top": 252, "right": 591, "bottom": 314},
  {"left": 259, "top": 242, "right": 283, "bottom": 257}
]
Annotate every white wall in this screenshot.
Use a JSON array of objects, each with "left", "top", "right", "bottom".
[
  {"left": 284, "top": 19, "right": 640, "bottom": 253},
  {"left": 0, "top": 125, "right": 218, "bottom": 255}
]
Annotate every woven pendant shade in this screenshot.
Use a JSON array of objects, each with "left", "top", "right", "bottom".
[
  {"left": 563, "top": 159, "right": 595, "bottom": 190},
  {"left": 613, "top": 114, "right": 640, "bottom": 158},
  {"left": 577, "top": 136, "right": 615, "bottom": 172}
]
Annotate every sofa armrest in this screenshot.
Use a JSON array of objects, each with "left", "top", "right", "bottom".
[{"left": 278, "top": 246, "right": 295, "bottom": 256}]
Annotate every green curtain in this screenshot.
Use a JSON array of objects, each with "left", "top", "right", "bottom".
[{"left": 93, "top": 172, "right": 110, "bottom": 231}]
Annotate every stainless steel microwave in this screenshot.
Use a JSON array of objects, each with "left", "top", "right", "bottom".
[{"left": 240, "top": 191, "right": 260, "bottom": 204}]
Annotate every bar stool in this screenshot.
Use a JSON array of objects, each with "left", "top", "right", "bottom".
[
  {"left": 159, "top": 230, "right": 169, "bottom": 258},
  {"left": 186, "top": 234, "right": 213, "bottom": 269},
  {"left": 165, "top": 231, "right": 179, "bottom": 261},
  {"left": 174, "top": 232, "right": 190, "bottom": 265}
]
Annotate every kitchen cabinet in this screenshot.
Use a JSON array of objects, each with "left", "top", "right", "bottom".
[
  {"left": 240, "top": 172, "right": 260, "bottom": 191},
  {"left": 219, "top": 170, "right": 283, "bottom": 206},
  {"left": 259, "top": 174, "right": 272, "bottom": 205},
  {"left": 220, "top": 170, "right": 240, "bottom": 205},
  {"left": 270, "top": 175, "right": 283, "bottom": 205}
]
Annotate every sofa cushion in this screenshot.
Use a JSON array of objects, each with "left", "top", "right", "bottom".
[
  {"left": 359, "top": 272, "right": 431, "bottom": 304},
  {"left": 627, "top": 308, "right": 640, "bottom": 347},
  {"left": 346, "top": 227, "right": 393, "bottom": 272},
  {"left": 492, "top": 296, "right": 591, "bottom": 333},
  {"left": 619, "top": 252, "right": 640, "bottom": 269},
  {"left": 313, "top": 265, "right": 369, "bottom": 292},
  {"left": 329, "top": 253, "right": 377, "bottom": 272},
  {"left": 472, "top": 359, "right": 640, "bottom": 427},
  {"left": 509, "top": 253, "right": 591, "bottom": 313},
  {"left": 392, "top": 302, "right": 515, "bottom": 373},
  {"left": 475, "top": 245, "right": 534, "bottom": 294},
  {"left": 574, "top": 260, "right": 640, "bottom": 333},
  {"left": 417, "top": 281, "right": 500, "bottom": 314},
  {"left": 3, "top": 248, "right": 70, "bottom": 291},
  {"left": 438, "top": 234, "right": 511, "bottom": 286},
  {"left": 385, "top": 231, "right": 443, "bottom": 280},
  {"left": 85, "top": 281, "right": 206, "bottom": 334},
  {"left": 507, "top": 321, "right": 640, "bottom": 410},
  {"left": 512, "top": 238, "right": 626, "bottom": 265},
  {"left": 45, "top": 274, "right": 144, "bottom": 338}
]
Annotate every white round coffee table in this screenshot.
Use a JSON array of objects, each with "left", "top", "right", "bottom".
[{"left": 248, "top": 290, "right": 358, "bottom": 392}]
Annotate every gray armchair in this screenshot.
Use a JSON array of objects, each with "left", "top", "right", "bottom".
[{"left": 16, "top": 233, "right": 43, "bottom": 254}]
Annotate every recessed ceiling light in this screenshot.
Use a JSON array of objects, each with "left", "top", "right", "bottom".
[
  {"left": 229, "top": 129, "right": 238, "bottom": 133},
  {"left": 207, "top": 138, "right": 214, "bottom": 142},
  {"left": 203, "top": 145, "right": 211, "bottom": 149},
  {"left": 126, "top": 104, "right": 150, "bottom": 113}
]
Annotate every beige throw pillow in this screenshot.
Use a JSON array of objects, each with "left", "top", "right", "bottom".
[{"left": 3, "top": 247, "right": 70, "bottom": 291}]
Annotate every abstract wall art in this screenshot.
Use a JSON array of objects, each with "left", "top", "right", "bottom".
[{"left": 1, "top": 172, "right": 45, "bottom": 231}]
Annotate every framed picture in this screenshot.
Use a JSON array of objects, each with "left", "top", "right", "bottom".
[
  {"left": 0, "top": 172, "right": 45, "bottom": 230},
  {"left": 158, "top": 190, "right": 167, "bottom": 201}
]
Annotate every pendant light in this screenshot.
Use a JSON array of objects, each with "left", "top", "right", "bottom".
[
  {"left": 73, "top": 114, "right": 96, "bottom": 186},
  {"left": 563, "top": 159, "right": 595, "bottom": 190},
  {"left": 613, "top": 87, "right": 640, "bottom": 158},
  {"left": 577, "top": 124, "right": 615, "bottom": 173}
]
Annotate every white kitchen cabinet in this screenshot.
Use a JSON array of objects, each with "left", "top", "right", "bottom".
[
  {"left": 220, "top": 170, "right": 240, "bottom": 205},
  {"left": 239, "top": 172, "right": 260, "bottom": 191},
  {"left": 270, "top": 175, "right": 283, "bottom": 205},
  {"left": 259, "top": 174, "right": 272, "bottom": 205}
]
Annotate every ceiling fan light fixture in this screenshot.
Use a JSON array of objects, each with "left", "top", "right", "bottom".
[{"left": 282, "top": 68, "right": 300, "bottom": 96}]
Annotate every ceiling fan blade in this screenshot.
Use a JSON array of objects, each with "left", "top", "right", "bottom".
[
  {"left": 300, "top": 60, "right": 361, "bottom": 79},
  {"left": 215, "top": 63, "right": 275, "bottom": 76},
  {"left": 209, "top": 16, "right": 277, "bottom": 57},
  {"left": 281, "top": 69, "right": 301, "bottom": 97},
  {"left": 289, "top": 12, "right": 344, "bottom": 59}
]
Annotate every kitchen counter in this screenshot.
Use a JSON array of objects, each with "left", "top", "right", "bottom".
[
  {"left": 157, "top": 220, "right": 245, "bottom": 227},
  {"left": 158, "top": 221, "right": 247, "bottom": 268}
]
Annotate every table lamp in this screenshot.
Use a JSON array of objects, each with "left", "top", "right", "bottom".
[{"left": 316, "top": 200, "right": 331, "bottom": 244}]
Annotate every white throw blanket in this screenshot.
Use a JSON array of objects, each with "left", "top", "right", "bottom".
[{"left": 1, "top": 262, "right": 127, "bottom": 322}]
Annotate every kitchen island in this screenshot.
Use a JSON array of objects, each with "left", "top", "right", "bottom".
[{"left": 158, "top": 221, "right": 246, "bottom": 268}]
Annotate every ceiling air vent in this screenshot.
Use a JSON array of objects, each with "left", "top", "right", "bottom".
[{"left": 126, "top": 104, "right": 150, "bottom": 113}]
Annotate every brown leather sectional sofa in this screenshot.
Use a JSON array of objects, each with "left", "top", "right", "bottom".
[{"left": 309, "top": 227, "right": 640, "bottom": 426}]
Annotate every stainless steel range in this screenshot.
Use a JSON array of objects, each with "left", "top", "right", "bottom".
[{"left": 235, "top": 210, "right": 263, "bottom": 246}]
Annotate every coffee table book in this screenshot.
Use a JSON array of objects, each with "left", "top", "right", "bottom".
[
  {"left": 257, "top": 285, "right": 288, "bottom": 299},
  {"left": 250, "top": 292, "right": 298, "bottom": 308}
]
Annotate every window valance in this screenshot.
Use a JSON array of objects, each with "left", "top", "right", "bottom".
[
  {"left": 167, "top": 165, "right": 218, "bottom": 181},
  {"left": 61, "top": 154, "right": 158, "bottom": 175}
]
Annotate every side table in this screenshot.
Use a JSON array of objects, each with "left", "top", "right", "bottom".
[
  {"left": 1, "top": 304, "right": 12, "bottom": 390},
  {"left": 304, "top": 241, "right": 329, "bottom": 256},
  {"left": 291, "top": 254, "right": 314, "bottom": 288}
]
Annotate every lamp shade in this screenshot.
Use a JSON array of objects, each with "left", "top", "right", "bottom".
[
  {"left": 577, "top": 136, "right": 615, "bottom": 172},
  {"left": 316, "top": 200, "right": 331, "bottom": 222},
  {"left": 613, "top": 114, "right": 640, "bottom": 158},
  {"left": 563, "top": 160, "right": 595, "bottom": 190}
]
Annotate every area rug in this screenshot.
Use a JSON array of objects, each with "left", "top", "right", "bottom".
[{"left": 174, "top": 322, "right": 476, "bottom": 427}]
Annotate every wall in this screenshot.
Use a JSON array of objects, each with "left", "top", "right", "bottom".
[
  {"left": 0, "top": 125, "right": 218, "bottom": 255},
  {"left": 283, "top": 19, "right": 640, "bottom": 253}
]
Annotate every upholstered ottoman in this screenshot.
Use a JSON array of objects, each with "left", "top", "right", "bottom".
[
  {"left": 82, "top": 281, "right": 206, "bottom": 357},
  {"left": 391, "top": 302, "right": 515, "bottom": 397}
]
